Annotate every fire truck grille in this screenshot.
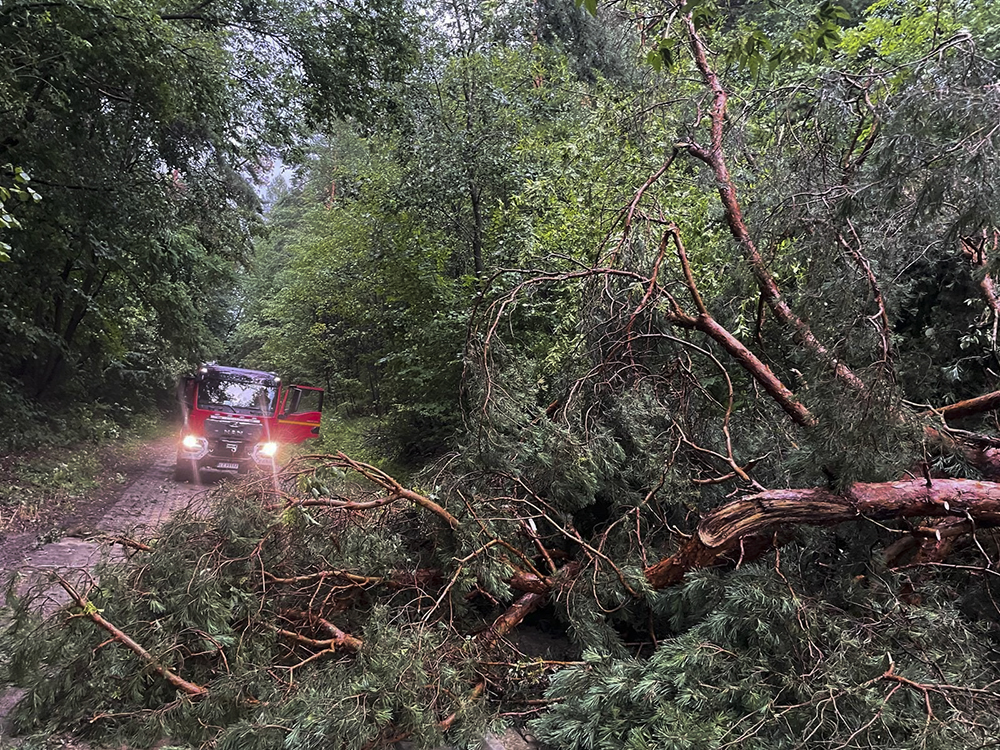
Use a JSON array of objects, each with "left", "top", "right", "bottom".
[{"left": 203, "top": 416, "right": 264, "bottom": 443}]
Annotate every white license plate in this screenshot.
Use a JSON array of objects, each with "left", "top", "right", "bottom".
[{"left": 217, "top": 462, "right": 240, "bottom": 470}]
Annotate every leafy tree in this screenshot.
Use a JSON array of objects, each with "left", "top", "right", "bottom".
[
  {"left": 231, "top": 4, "right": 613, "bottom": 457},
  {"left": 0, "top": 0, "right": 414, "bottom": 416}
]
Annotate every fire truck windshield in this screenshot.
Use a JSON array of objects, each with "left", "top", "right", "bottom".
[{"left": 197, "top": 376, "right": 277, "bottom": 416}]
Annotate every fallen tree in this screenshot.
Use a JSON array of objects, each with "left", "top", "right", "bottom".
[
  {"left": 9, "top": 2, "right": 1000, "bottom": 749},
  {"left": 6, "top": 433, "right": 1000, "bottom": 749}
]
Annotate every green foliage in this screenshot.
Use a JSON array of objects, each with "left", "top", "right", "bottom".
[
  {"left": 232, "top": 23, "right": 614, "bottom": 460},
  {"left": 1, "top": 489, "right": 492, "bottom": 750},
  {"left": 0, "top": 164, "right": 40, "bottom": 261},
  {"left": 0, "top": 0, "right": 415, "bottom": 420},
  {"left": 0, "top": 412, "right": 161, "bottom": 531},
  {"left": 533, "top": 564, "right": 1000, "bottom": 749},
  {"left": 11, "top": 0, "right": 1000, "bottom": 747}
]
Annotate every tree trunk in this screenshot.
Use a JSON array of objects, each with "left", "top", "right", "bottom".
[
  {"left": 469, "top": 180, "right": 484, "bottom": 278},
  {"left": 644, "top": 478, "right": 1000, "bottom": 588}
]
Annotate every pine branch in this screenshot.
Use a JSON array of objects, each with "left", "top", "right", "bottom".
[
  {"left": 55, "top": 574, "right": 208, "bottom": 698},
  {"left": 478, "top": 562, "right": 581, "bottom": 644},
  {"left": 837, "top": 222, "right": 893, "bottom": 373},
  {"left": 477, "top": 591, "right": 548, "bottom": 644},
  {"left": 277, "top": 610, "right": 362, "bottom": 652},
  {"left": 264, "top": 568, "right": 443, "bottom": 595},
  {"left": 960, "top": 230, "right": 1000, "bottom": 346},
  {"left": 334, "top": 452, "right": 460, "bottom": 529},
  {"left": 680, "top": 14, "right": 867, "bottom": 395}
]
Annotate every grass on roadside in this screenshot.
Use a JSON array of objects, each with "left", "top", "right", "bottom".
[
  {"left": 314, "top": 412, "right": 414, "bottom": 484},
  {"left": 0, "top": 412, "right": 168, "bottom": 534}
]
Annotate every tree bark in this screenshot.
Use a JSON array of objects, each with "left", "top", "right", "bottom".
[
  {"left": 928, "top": 390, "right": 1000, "bottom": 422},
  {"left": 478, "top": 591, "right": 547, "bottom": 644},
  {"left": 681, "top": 15, "right": 867, "bottom": 395},
  {"left": 644, "top": 478, "right": 1000, "bottom": 588},
  {"left": 675, "top": 312, "right": 816, "bottom": 427}
]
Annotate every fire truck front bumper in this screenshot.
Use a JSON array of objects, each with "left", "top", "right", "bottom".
[{"left": 178, "top": 435, "right": 280, "bottom": 474}]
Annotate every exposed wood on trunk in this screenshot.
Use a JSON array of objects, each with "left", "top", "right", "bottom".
[
  {"left": 645, "top": 478, "right": 1000, "bottom": 588},
  {"left": 478, "top": 592, "right": 548, "bottom": 644},
  {"left": 911, "top": 519, "right": 974, "bottom": 566},
  {"left": 702, "top": 478, "right": 1000, "bottom": 546},
  {"left": 508, "top": 568, "right": 551, "bottom": 595},
  {"left": 478, "top": 562, "right": 581, "bottom": 643}
]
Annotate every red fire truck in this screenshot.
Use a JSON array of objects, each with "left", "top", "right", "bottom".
[{"left": 175, "top": 364, "right": 323, "bottom": 482}]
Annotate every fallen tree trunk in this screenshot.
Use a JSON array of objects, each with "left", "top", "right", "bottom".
[
  {"left": 478, "top": 591, "right": 549, "bottom": 645},
  {"left": 644, "top": 478, "right": 1000, "bottom": 588},
  {"left": 478, "top": 562, "right": 581, "bottom": 644}
]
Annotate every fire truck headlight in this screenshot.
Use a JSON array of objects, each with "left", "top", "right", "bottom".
[
  {"left": 180, "top": 434, "right": 208, "bottom": 460},
  {"left": 253, "top": 441, "right": 279, "bottom": 464}
]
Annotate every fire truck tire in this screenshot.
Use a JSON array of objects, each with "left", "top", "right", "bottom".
[{"left": 173, "top": 459, "right": 198, "bottom": 483}]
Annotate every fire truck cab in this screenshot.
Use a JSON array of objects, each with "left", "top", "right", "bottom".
[{"left": 175, "top": 364, "right": 323, "bottom": 482}]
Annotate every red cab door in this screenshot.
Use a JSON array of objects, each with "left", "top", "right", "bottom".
[{"left": 276, "top": 385, "right": 324, "bottom": 444}]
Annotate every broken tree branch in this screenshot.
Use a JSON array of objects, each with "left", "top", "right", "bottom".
[
  {"left": 478, "top": 591, "right": 548, "bottom": 645},
  {"left": 960, "top": 230, "right": 1000, "bottom": 346},
  {"left": 837, "top": 221, "right": 893, "bottom": 373},
  {"left": 334, "top": 452, "right": 460, "bottom": 529},
  {"left": 478, "top": 563, "right": 581, "bottom": 644},
  {"left": 55, "top": 574, "right": 208, "bottom": 698},
  {"left": 276, "top": 610, "right": 362, "bottom": 653},
  {"left": 680, "top": 14, "right": 867, "bottom": 394},
  {"left": 645, "top": 478, "right": 1000, "bottom": 588}
]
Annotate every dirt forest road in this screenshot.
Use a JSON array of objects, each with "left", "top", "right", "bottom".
[
  {"left": 0, "top": 437, "right": 218, "bottom": 745},
  {"left": 0, "top": 438, "right": 214, "bottom": 599}
]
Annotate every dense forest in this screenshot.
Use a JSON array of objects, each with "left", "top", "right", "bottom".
[{"left": 7, "top": 0, "right": 1000, "bottom": 747}]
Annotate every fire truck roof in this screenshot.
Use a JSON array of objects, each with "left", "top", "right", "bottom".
[{"left": 199, "top": 364, "right": 279, "bottom": 383}]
